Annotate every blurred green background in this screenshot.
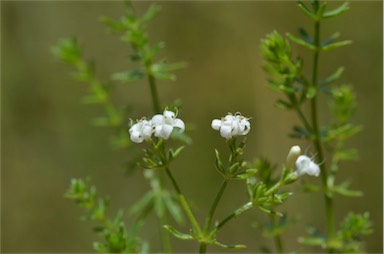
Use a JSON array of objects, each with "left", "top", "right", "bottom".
[{"left": 1, "top": 1, "right": 382, "bottom": 253}]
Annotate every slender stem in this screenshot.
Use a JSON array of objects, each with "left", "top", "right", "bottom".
[
  {"left": 199, "top": 179, "right": 229, "bottom": 254},
  {"left": 203, "top": 179, "right": 229, "bottom": 233},
  {"left": 147, "top": 72, "right": 161, "bottom": 113},
  {"left": 310, "top": 19, "right": 335, "bottom": 250},
  {"left": 164, "top": 167, "right": 202, "bottom": 235},
  {"left": 158, "top": 172, "right": 172, "bottom": 253},
  {"left": 270, "top": 214, "right": 284, "bottom": 253}
]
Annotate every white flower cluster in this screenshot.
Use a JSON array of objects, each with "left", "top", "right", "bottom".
[
  {"left": 295, "top": 155, "right": 320, "bottom": 177},
  {"left": 286, "top": 146, "right": 320, "bottom": 177},
  {"left": 129, "top": 110, "right": 185, "bottom": 143},
  {"left": 211, "top": 113, "right": 251, "bottom": 139}
]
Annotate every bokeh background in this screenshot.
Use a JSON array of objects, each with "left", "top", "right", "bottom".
[{"left": 1, "top": 1, "right": 382, "bottom": 253}]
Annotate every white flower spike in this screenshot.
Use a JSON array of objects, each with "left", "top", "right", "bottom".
[
  {"left": 211, "top": 112, "right": 251, "bottom": 139},
  {"left": 152, "top": 109, "right": 185, "bottom": 140},
  {"left": 295, "top": 155, "right": 320, "bottom": 177},
  {"left": 129, "top": 118, "right": 153, "bottom": 143}
]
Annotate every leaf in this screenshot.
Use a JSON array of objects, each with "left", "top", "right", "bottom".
[
  {"left": 321, "top": 32, "right": 341, "bottom": 47},
  {"left": 130, "top": 191, "right": 154, "bottom": 218},
  {"left": 290, "top": 125, "right": 311, "bottom": 139},
  {"left": 214, "top": 149, "right": 226, "bottom": 174},
  {"left": 287, "top": 33, "right": 316, "bottom": 50},
  {"left": 321, "top": 40, "right": 352, "bottom": 51},
  {"left": 334, "top": 148, "right": 358, "bottom": 161},
  {"left": 212, "top": 240, "right": 246, "bottom": 249},
  {"left": 235, "top": 169, "right": 257, "bottom": 180},
  {"left": 100, "top": 16, "right": 126, "bottom": 32},
  {"left": 275, "top": 99, "right": 292, "bottom": 110},
  {"left": 320, "top": 67, "right": 344, "bottom": 86},
  {"left": 163, "top": 225, "right": 193, "bottom": 240},
  {"left": 298, "top": 27, "right": 313, "bottom": 44},
  {"left": 322, "top": 2, "right": 350, "bottom": 19},
  {"left": 298, "top": 236, "right": 326, "bottom": 246},
  {"left": 297, "top": 1, "right": 317, "bottom": 19},
  {"left": 302, "top": 183, "right": 321, "bottom": 192},
  {"left": 164, "top": 193, "right": 185, "bottom": 224},
  {"left": 332, "top": 181, "right": 362, "bottom": 197},
  {"left": 140, "top": 4, "right": 161, "bottom": 23},
  {"left": 112, "top": 70, "right": 145, "bottom": 83}
]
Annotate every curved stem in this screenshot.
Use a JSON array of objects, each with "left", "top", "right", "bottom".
[
  {"left": 164, "top": 167, "right": 202, "bottom": 235},
  {"left": 310, "top": 19, "right": 335, "bottom": 250}
]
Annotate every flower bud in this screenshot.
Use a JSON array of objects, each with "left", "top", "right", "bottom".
[{"left": 286, "top": 145, "right": 301, "bottom": 169}]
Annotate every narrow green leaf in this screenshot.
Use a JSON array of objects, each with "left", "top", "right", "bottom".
[
  {"left": 163, "top": 225, "right": 193, "bottom": 240},
  {"left": 213, "top": 240, "right": 246, "bottom": 249},
  {"left": 321, "top": 32, "right": 340, "bottom": 47},
  {"left": 130, "top": 191, "right": 154, "bottom": 217},
  {"left": 321, "top": 67, "right": 344, "bottom": 86},
  {"left": 322, "top": 2, "right": 349, "bottom": 19},
  {"left": 214, "top": 149, "right": 226, "bottom": 174},
  {"left": 321, "top": 40, "right": 352, "bottom": 51},
  {"left": 287, "top": 33, "right": 316, "bottom": 50},
  {"left": 297, "top": 1, "right": 317, "bottom": 19},
  {"left": 235, "top": 169, "right": 257, "bottom": 180},
  {"left": 100, "top": 16, "right": 126, "bottom": 32},
  {"left": 164, "top": 193, "right": 185, "bottom": 224},
  {"left": 275, "top": 99, "right": 292, "bottom": 110},
  {"left": 140, "top": 4, "right": 161, "bottom": 23},
  {"left": 298, "top": 27, "right": 313, "bottom": 44},
  {"left": 171, "top": 146, "right": 185, "bottom": 160},
  {"left": 112, "top": 70, "right": 144, "bottom": 83},
  {"left": 298, "top": 236, "right": 326, "bottom": 246}
]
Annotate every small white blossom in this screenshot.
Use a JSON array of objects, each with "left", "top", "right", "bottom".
[
  {"left": 151, "top": 109, "right": 185, "bottom": 140},
  {"left": 129, "top": 119, "right": 153, "bottom": 143},
  {"left": 211, "top": 112, "right": 251, "bottom": 139},
  {"left": 295, "top": 155, "right": 320, "bottom": 177}
]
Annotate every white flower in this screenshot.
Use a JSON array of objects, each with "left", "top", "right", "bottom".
[
  {"left": 211, "top": 112, "right": 251, "bottom": 139},
  {"left": 151, "top": 109, "right": 185, "bottom": 140},
  {"left": 129, "top": 119, "right": 153, "bottom": 143},
  {"left": 295, "top": 155, "right": 320, "bottom": 177}
]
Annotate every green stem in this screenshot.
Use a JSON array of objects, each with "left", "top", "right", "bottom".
[
  {"left": 147, "top": 71, "right": 161, "bottom": 113},
  {"left": 310, "top": 19, "right": 335, "bottom": 250},
  {"left": 164, "top": 167, "right": 202, "bottom": 235},
  {"left": 199, "top": 179, "right": 229, "bottom": 253},
  {"left": 270, "top": 214, "right": 284, "bottom": 253},
  {"left": 203, "top": 179, "right": 229, "bottom": 233},
  {"left": 158, "top": 172, "right": 173, "bottom": 253},
  {"left": 199, "top": 243, "right": 207, "bottom": 254}
]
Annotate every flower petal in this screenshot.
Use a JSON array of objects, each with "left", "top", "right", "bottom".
[
  {"left": 174, "top": 118, "right": 185, "bottom": 132},
  {"left": 220, "top": 125, "right": 232, "bottom": 139},
  {"left": 211, "top": 119, "right": 222, "bottom": 130},
  {"left": 130, "top": 131, "right": 143, "bottom": 143}
]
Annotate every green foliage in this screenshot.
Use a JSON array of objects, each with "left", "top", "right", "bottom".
[
  {"left": 51, "top": 37, "right": 130, "bottom": 149},
  {"left": 65, "top": 178, "right": 145, "bottom": 253},
  {"left": 101, "top": 3, "right": 186, "bottom": 87},
  {"left": 299, "top": 212, "right": 372, "bottom": 253}
]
